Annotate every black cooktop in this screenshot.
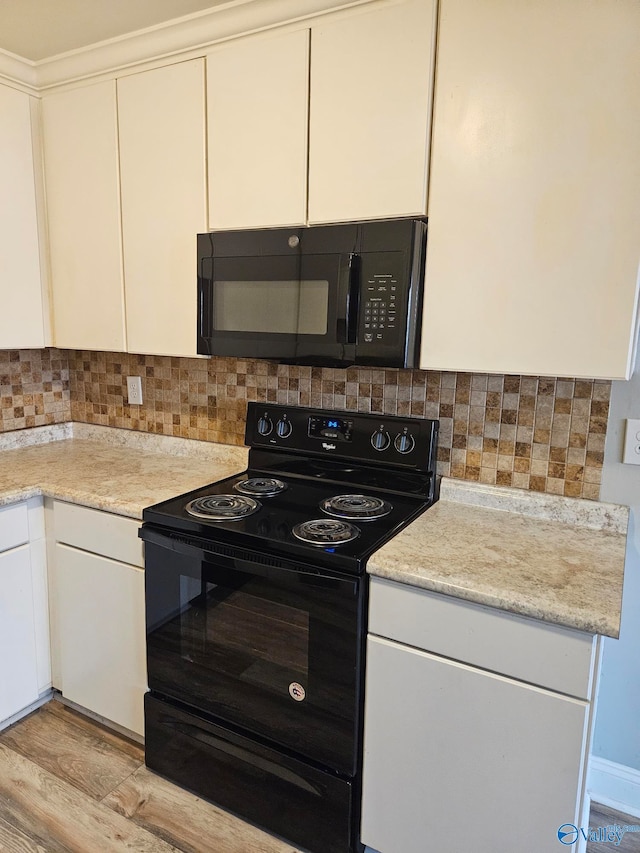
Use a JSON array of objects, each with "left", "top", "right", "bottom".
[
  {"left": 142, "top": 467, "right": 432, "bottom": 573},
  {"left": 142, "top": 403, "right": 439, "bottom": 574}
]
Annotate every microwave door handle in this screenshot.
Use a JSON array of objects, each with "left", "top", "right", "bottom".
[
  {"left": 343, "top": 252, "right": 360, "bottom": 344},
  {"left": 198, "top": 258, "right": 214, "bottom": 340},
  {"left": 198, "top": 280, "right": 208, "bottom": 337}
]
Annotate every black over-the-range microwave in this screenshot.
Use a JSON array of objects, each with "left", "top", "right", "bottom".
[{"left": 197, "top": 217, "right": 427, "bottom": 368}]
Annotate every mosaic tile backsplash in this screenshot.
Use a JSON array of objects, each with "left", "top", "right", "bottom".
[
  {"left": 0, "top": 349, "right": 70, "bottom": 431},
  {"left": 0, "top": 349, "right": 610, "bottom": 500}
]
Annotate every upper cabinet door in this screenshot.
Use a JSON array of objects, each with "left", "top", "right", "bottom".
[
  {"left": 308, "top": 0, "right": 437, "bottom": 225},
  {"left": 118, "top": 59, "right": 207, "bottom": 357},
  {"left": 42, "top": 81, "right": 125, "bottom": 352},
  {"left": 421, "top": 0, "right": 640, "bottom": 380},
  {"left": 207, "top": 30, "right": 309, "bottom": 230},
  {"left": 0, "top": 85, "right": 46, "bottom": 349}
]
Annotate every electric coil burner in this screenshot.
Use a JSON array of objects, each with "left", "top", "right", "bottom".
[
  {"left": 320, "top": 493, "right": 392, "bottom": 521},
  {"left": 292, "top": 518, "right": 360, "bottom": 546},
  {"left": 185, "top": 494, "right": 260, "bottom": 520},
  {"left": 140, "top": 403, "right": 439, "bottom": 853},
  {"left": 234, "top": 476, "right": 287, "bottom": 496}
]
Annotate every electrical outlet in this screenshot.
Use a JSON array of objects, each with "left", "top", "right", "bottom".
[
  {"left": 622, "top": 418, "right": 640, "bottom": 465},
  {"left": 126, "top": 376, "right": 143, "bottom": 405}
]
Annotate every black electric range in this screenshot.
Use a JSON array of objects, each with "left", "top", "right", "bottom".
[{"left": 140, "top": 403, "right": 439, "bottom": 853}]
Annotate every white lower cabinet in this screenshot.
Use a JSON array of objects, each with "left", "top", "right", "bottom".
[
  {"left": 51, "top": 501, "right": 146, "bottom": 737},
  {"left": 0, "top": 547, "right": 39, "bottom": 722},
  {"left": 0, "top": 499, "right": 49, "bottom": 727},
  {"left": 362, "top": 578, "right": 596, "bottom": 853}
]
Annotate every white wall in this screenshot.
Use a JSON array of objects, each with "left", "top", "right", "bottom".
[{"left": 592, "top": 342, "right": 640, "bottom": 776}]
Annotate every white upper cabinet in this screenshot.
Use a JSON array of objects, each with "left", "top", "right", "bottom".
[
  {"left": 42, "top": 81, "right": 125, "bottom": 352},
  {"left": 308, "top": 0, "right": 437, "bottom": 224},
  {"left": 207, "top": 0, "right": 437, "bottom": 230},
  {"left": 421, "top": 0, "right": 640, "bottom": 379},
  {"left": 207, "top": 30, "right": 309, "bottom": 230},
  {"left": 118, "top": 59, "right": 207, "bottom": 357},
  {"left": 0, "top": 84, "right": 47, "bottom": 349}
]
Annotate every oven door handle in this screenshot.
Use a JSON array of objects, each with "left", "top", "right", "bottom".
[{"left": 139, "top": 526, "right": 358, "bottom": 587}]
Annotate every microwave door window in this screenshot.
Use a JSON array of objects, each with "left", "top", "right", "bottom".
[
  {"left": 200, "top": 253, "right": 353, "bottom": 364},
  {"left": 213, "top": 279, "right": 329, "bottom": 335}
]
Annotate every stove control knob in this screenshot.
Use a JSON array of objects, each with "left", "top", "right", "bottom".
[
  {"left": 276, "top": 418, "right": 292, "bottom": 438},
  {"left": 371, "top": 429, "right": 391, "bottom": 451},
  {"left": 257, "top": 415, "right": 273, "bottom": 436},
  {"left": 394, "top": 432, "right": 416, "bottom": 454}
]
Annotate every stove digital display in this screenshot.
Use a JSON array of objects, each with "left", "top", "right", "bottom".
[{"left": 308, "top": 416, "right": 353, "bottom": 442}]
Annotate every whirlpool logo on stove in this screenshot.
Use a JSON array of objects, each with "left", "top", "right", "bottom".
[
  {"left": 289, "top": 682, "right": 306, "bottom": 702},
  {"left": 322, "top": 442, "right": 337, "bottom": 451}
]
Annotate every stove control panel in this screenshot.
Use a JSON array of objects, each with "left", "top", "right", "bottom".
[
  {"left": 246, "top": 403, "right": 438, "bottom": 473},
  {"left": 309, "top": 416, "right": 354, "bottom": 443}
]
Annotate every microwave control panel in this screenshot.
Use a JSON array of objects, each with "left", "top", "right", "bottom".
[{"left": 359, "top": 252, "right": 405, "bottom": 346}]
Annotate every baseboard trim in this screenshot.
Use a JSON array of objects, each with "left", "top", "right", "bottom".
[
  {"left": 54, "top": 691, "right": 144, "bottom": 745},
  {"left": 588, "top": 756, "right": 640, "bottom": 820},
  {"left": 0, "top": 688, "right": 53, "bottom": 732}
]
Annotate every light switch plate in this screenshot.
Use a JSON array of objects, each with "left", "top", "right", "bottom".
[
  {"left": 126, "top": 376, "right": 143, "bottom": 405},
  {"left": 622, "top": 418, "right": 640, "bottom": 465}
]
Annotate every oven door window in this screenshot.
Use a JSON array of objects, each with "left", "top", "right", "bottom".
[{"left": 145, "top": 540, "right": 363, "bottom": 775}]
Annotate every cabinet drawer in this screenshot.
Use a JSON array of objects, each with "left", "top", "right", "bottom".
[
  {"left": 53, "top": 501, "right": 143, "bottom": 568},
  {"left": 0, "top": 502, "right": 29, "bottom": 553},
  {"left": 369, "top": 577, "right": 595, "bottom": 699}
]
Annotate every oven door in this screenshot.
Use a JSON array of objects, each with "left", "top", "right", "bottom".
[
  {"left": 197, "top": 252, "right": 358, "bottom": 365},
  {"left": 142, "top": 527, "right": 366, "bottom": 776}
]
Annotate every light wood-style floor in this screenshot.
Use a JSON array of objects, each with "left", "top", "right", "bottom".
[
  {"left": 587, "top": 803, "right": 640, "bottom": 852},
  {"left": 0, "top": 700, "right": 638, "bottom": 852},
  {"left": 0, "top": 700, "right": 301, "bottom": 852}
]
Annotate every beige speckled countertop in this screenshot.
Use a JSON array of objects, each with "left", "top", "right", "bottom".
[
  {"left": 0, "top": 424, "right": 628, "bottom": 638},
  {"left": 0, "top": 423, "right": 248, "bottom": 518},
  {"left": 368, "top": 478, "right": 629, "bottom": 638}
]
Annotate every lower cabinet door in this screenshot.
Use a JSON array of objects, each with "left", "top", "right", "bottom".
[
  {"left": 0, "top": 546, "right": 39, "bottom": 723},
  {"left": 55, "top": 543, "right": 146, "bottom": 736},
  {"left": 362, "top": 636, "right": 588, "bottom": 853}
]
